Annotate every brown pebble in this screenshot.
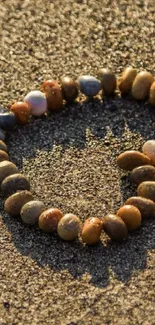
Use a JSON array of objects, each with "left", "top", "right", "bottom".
[
  {"left": 125, "top": 196, "right": 155, "bottom": 220},
  {"left": 132, "top": 71, "right": 154, "bottom": 100},
  {"left": 20, "top": 200, "right": 45, "bottom": 225},
  {"left": 42, "top": 80, "right": 59, "bottom": 93},
  {"left": 118, "top": 67, "right": 137, "bottom": 95},
  {"left": 97, "top": 68, "right": 117, "bottom": 96},
  {"left": 39, "top": 208, "right": 63, "bottom": 232},
  {"left": 0, "top": 161, "right": 18, "bottom": 184},
  {"left": 61, "top": 77, "right": 79, "bottom": 102},
  {"left": 150, "top": 81, "right": 155, "bottom": 106},
  {"left": 44, "top": 86, "right": 63, "bottom": 111},
  {"left": 4, "top": 190, "right": 33, "bottom": 217},
  {"left": 81, "top": 217, "right": 103, "bottom": 245},
  {"left": 0, "top": 150, "right": 9, "bottom": 162},
  {"left": 0, "top": 140, "right": 7, "bottom": 152},
  {"left": 131, "top": 165, "right": 155, "bottom": 185},
  {"left": 57, "top": 213, "right": 81, "bottom": 241},
  {"left": 117, "top": 150, "right": 151, "bottom": 171},
  {"left": 117, "top": 205, "right": 141, "bottom": 231},
  {"left": 1, "top": 173, "right": 30, "bottom": 198},
  {"left": 102, "top": 214, "right": 128, "bottom": 241},
  {"left": 137, "top": 181, "right": 155, "bottom": 201}
]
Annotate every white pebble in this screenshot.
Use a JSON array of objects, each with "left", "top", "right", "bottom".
[{"left": 24, "top": 90, "right": 47, "bottom": 116}]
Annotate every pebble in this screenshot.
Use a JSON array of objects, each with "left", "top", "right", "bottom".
[
  {"left": 0, "top": 161, "right": 18, "bottom": 184},
  {"left": 142, "top": 140, "right": 155, "bottom": 164},
  {"left": 118, "top": 67, "right": 137, "bottom": 95},
  {"left": 45, "top": 86, "right": 63, "bottom": 111},
  {"left": 150, "top": 81, "right": 155, "bottom": 106},
  {"left": 97, "top": 68, "right": 117, "bottom": 96},
  {"left": 125, "top": 196, "right": 155, "bottom": 219},
  {"left": 61, "top": 77, "right": 79, "bottom": 102},
  {"left": 42, "top": 80, "right": 59, "bottom": 92},
  {"left": 4, "top": 190, "right": 33, "bottom": 217},
  {"left": 0, "top": 129, "right": 6, "bottom": 141},
  {"left": 132, "top": 71, "right": 154, "bottom": 100},
  {"left": 0, "top": 150, "right": 9, "bottom": 162},
  {"left": 137, "top": 181, "right": 155, "bottom": 201},
  {"left": 24, "top": 90, "right": 47, "bottom": 116},
  {"left": 117, "top": 150, "right": 151, "bottom": 171},
  {"left": 1, "top": 173, "right": 30, "bottom": 198},
  {"left": 20, "top": 200, "right": 45, "bottom": 225},
  {"left": 117, "top": 205, "right": 141, "bottom": 231},
  {"left": 10, "top": 101, "right": 31, "bottom": 124},
  {"left": 39, "top": 208, "right": 63, "bottom": 232},
  {"left": 77, "top": 75, "right": 101, "bottom": 97},
  {"left": 102, "top": 214, "right": 128, "bottom": 241},
  {"left": 131, "top": 165, "right": 155, "bottom": 185},
  {"left": 57, "top": 213, "right": 81, "bottom": 241},
  {"left": 0, "top": 140, "right": 7, "bottom": 152},
  {"left": 81, "top": 217, "right": 103, "bottom": 245},
  {"left": 0, "top": 112, "right": 17, "bottom": 130}
]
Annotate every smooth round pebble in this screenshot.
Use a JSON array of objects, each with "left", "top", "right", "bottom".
[
  {"left": 10, "top": 101, "right": 31, "bottom": 124},
  {"left": 0, "top": 161, "right": 18, "bottom": 184},
  {"left": 102, "top": 214, "right": 128, "bottom": 241},
  {"left": 4, "top": 190, "right": 33, "bottom": 217},
  {"left": 39, "top": 208, "right": 63, "bottom": 233},
  {"left": 0, "top": 129, "right": 6, "bottom": 141},
  {"left": 77, "top": 75, "right": 101, "bottom": 97},
  {"left": 57, "top": 213, "right": 81, "bottom": 241},
  {"left": 132, "top": 71, "right": 154, "bottom": 100},
  {"left": 61, "top": 77, "right": 79, "bottom": 102},
  {"left": 20, "top": 200, "right": 45, "bottom": 225},
  {"left": 0, "top": 150, "right": 9, "bottom": 162},
  {"left": 24, "top": 90, "right": 47, "bottom": 116},
  {"left": 42, "top": 80, "right": 59, "bottom": 92},
  {"left": 0, "top": 140, "right": 7, "bottom": 152},
  {"left": 131, "top": 165, "right": 155, "bottom": 185},
  {"left": 81, "top": 217, "right": 103, "bottom": 245},
  {"left": 150, "top": 81, "right": 155, "bottom": 106},
  {"left": 117, "top": 150, "right": 151, "bottom": 171},
  {"left": 97, "top": 68, "right": 117, "bottom": 96},
  {"left": 142, "top": 140, "right": 155, "bottom": 164},
  {"left": 1, "top": 173, "right": 30, "bottom": 198},
  {"left": 117, "top": 205, "right": 141, "bottom": 231},
  {"left": 137, "top": 181, "right": 155, "bottom": 201},
  {"left": 45, "top": 86, "right": 63, "bottom": 111},
  {"left": 0, "top": 112, "right": 17, "bottom": 130},
  {"left": 118, "top": 67, "right": 137, "bottom": 95},
  {"left": 125, "top": 196, "right": 155, "bottom": 219}
]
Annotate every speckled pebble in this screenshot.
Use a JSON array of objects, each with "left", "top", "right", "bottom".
[
  {"left": 77, "top": 75, "right": 101, "bottom": 97},
  {"left": 39, "top": 208, "right": 63, "bottom": 232},
  {"left": 117, "top": 150, "right": 151, "bottom": 171},
  {"left": 4, "top": 190, "right": 33, "bottom": 217},
  {"left": 24, "top": 90, "right": 47, "bottom": 116},
  {"left": 137, "top": 181, "right": 155, "bottom": 201},
  {"left": 10, "top": 101, "right": 31, "bottom": 124},
  {"left": 1, "top": 173, "right": 30, "bottom": 198},
  {"left": 0, "top": 161, "right": 18, "bottom": 184},
  {"left": 81, "top": 217, "right": 103, "bottom": 245},
  {"left": 57, "top": 213, "right": 81, "bottom": 241},
  {"left": 20, "top": 200, "right": 45, "bottom": 225},
  {"left": 125, "top": 196, "right": 155, "bottom": 219},
  {"left": 131, "top": 165, "right": 155, "bottom": 185}
]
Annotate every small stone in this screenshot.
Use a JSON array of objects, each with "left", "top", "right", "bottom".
[
  {"left": 4, "top": 190, "right": 33, "bottom": 217},
  {"left": 125, "top": 196, "right": 155, "bottom": 219},
  {"left": 24, "top": 90, "right": 47, "bottom": 116},
  {"left": 10, "top": 102, "right": 31, "bottom": 124},
  {"left": 117, "top": 205, "right": 141, "bottom": 231},
  {"left": 44, "top": 86, "right": 63, "bottom": 111},
  {"left": 117, "top": 150, "right": 151, "bottom": 171},
  {"left": 42, "top": 80, "right": 59, "bottom": 93},
  {"left": 131, "top": 165, "right": 155, "bottom": 185},
  {"left": 77, "top": 75, "right": 101, "bottom": 97},
  {"left": 0, "top": 112, "right": 17, "bottom": 130},
  {"left": 0, "top": 150, "right": 9, "bottom": 162},
  {"left": 81, "top": 217, "right": 103, "bottom": 245},
  {"left": 97, "top": 68, "right": 117, "bottom": 96},
  {"left": 39, "top": 208, "right": 63, "bottom": 232},
  {"left": 150, "top": 81, "right": 155, "bottom": 106},
  {"left": 142, "top": 140, "right": 155, "bottom": 164},
  {"left": 118, "top": 67, "right": 137, "bottom": 95},
  {"left": 1, "top": 173, "right": 30, "bottom": 198},
  {"left": 20, "top": 200, "right": 45, "bottom": 225},
  {"left": 0, "top": 129, "right": 6, "bottom": 141},
  {"left": 137, "top": 181, "right": 155, "bottom": 201},
  {"left": 0, "top": 161, "right": 18, "bottom": 184},
  {"left": 61, "top": 77, "right": 79, "bottom": 102},
  {"left": 132, "top": 71, "right": 154, "bottom": 100},
  {"left": 57, "top": 213, "right": 81, "bottom": 241},
  {"left": 0, "top": 140, "right": 7, "bottom": 152},
  {"left": 102, "top": 214, "right": 128, "bottom": 241}
]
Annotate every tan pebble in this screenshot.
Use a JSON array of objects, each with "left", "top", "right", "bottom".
[
  {"left": 82, "top": 217, "right": 103, "bottom": 245},
  {"left": 57, "top": 213, "right": 81, "bottom": 241},
  {"left": 117, "top": 205, "right": 141, "bottom": 231},
  {"left": 1, "top": 173, "right": 30, "bottom": 198},
  {"left": 20, "top": 200, "right": 45, "bottom": 225},
  {"left": 4, "top": 190, "right": 33, "bottom": 217},
  {"left": 0, "top": 150, "right": 9, "bottom": 162},
  {"left": 150, "top": 81, "right": 155, "bottom": 106},
  {"left": 137, "top": 181, "right": 155, "bottom": 201},
  {"left": 118, "top": 67, "right": 137, "bottom": 95},
  {"left": 131, "top": 165, "right": 155, "bottom": 185},
  {"left": 117, "top": 150, "right": 151, "bottom": 171},
  {"left": 102, "top": 214, "right": 128, "bottom": 241},
  {"left": 142, "top": 140, "right": 155, "bottom": 165},
  {"left": 125, "top": 196, "right": 155, "bottom": 220},
  {"left": 97, "top": 68, "right": 117, "bottom": 96},
  {"left": 132, "top": 71, "right": 154, "bottom": 100},
  {"left": 0, "top": 161, "right": 18, "bottom": 184},
  {"left": 0, "top": 140, "right": 7, "bottom": 152},
  {"left": 39, "top": 208, "right": 63, "bottom": 232}
]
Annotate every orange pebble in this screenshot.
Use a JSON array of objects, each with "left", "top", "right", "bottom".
[
  {"left": 10, "top": 101, "right": 31, "bottom": 124},
  {"left": 39, "top": 208, "right": 63, "bottom": 233},
  {"left": 45, "top": 86, "right": 63, "bottom": 111},
  {"left": 42, "top": 80, "right": 59, "bottom": 93},
  {"left": 117, "top": 205, "right": 141, "bottom": 231}
]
